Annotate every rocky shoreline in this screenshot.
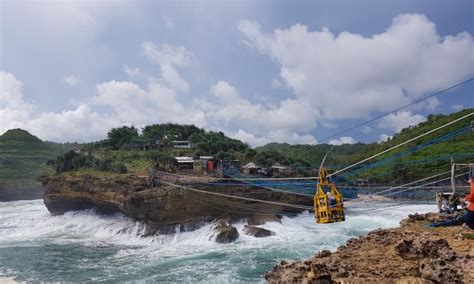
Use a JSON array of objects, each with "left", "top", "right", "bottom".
[
  {"left": 265, "top": 213, "right": 474, "bottom": 283},
  {"left": 39, "top": 173, "right": 312, "bottom": 238}
]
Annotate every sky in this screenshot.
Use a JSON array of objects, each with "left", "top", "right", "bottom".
[{"left": 0, "top": 0, "right": 473, "bottom": 146}]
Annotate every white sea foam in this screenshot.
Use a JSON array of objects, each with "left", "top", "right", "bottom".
[{"left": 0, "top": 199, "right": 436, "bottom": 282}]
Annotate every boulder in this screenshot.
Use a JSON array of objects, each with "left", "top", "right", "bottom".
[
  {"left": 213, "top": 220, "right": 239, "bottom": 243},
  {"left": 243, "top": 225, "right": 275, "bottom": 238},
  {"left": 246, "top": 214, "right": 281, "bottom": 226}
]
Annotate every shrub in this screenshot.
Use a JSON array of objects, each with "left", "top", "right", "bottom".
[{"left": 114, "top": 162, "right": 128, "bottom": 174}]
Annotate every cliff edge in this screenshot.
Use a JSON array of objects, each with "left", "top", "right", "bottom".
[{"left": 39, "top": 173, "right": 312, "bottom": 235}]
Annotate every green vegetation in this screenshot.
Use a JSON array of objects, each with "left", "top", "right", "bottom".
[
  {"left": 0, "top": 129, "right": 78, "bottom": 200},
  {"left": 463, "top": 233, "right": 474, "bottom": 240},
  {"left": 2, "top": 108, "right": 472, "bottom": 200},
  {"left": 257, "top": 109, "right": 474, "bottom": 184}
]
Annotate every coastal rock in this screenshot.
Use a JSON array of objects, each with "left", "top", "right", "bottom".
[
  {"left": 39, "top": 174, "right": 312, "bottom": 235},
  {"left": 246, "top": 214, "right": 281, "bottom": 226},
  {"left": 213, "top": 220, "right": 239, "bottom": 243},
  {"left": 243, "top": 225, "right": 275, "bottom": 238},
  {"left": 265, "top": 213, "right": 473, "bottom": 283}
]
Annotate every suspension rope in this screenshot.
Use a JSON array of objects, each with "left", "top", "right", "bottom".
[
  {"left": 333, "top": 126, "right": 469, "bottom": 182},
  {"left": 317, "top": 78, "right": 474, "bottom": 143},
  {"left": 181, "top": 191, "right": 301, "bottom": 217},
  {"left": 328, "top": 112, "right": 473, "bottom": 178},
  {"left": 382, "top": 172, "right": 468, "bottom": 197},
  {"left": 370, "top": 170, "right": 452, "bottom": 195},
  {"left": 160, "top": 180, "right": 314, "bottom": 211}
]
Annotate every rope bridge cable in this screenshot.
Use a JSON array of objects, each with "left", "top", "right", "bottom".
[
  {"left": 340, "top": 152, "right": 474, "bottom": 183},
  {"left": 180, "top": 191, "right": 302, "bottom": 217},
  {"left": 369, "top": 170, "right": 452, "bottom": 196},
  {"left": 327, "top": 112, "right": 474, "bottom": 178},
  {"left": 155, "top": 170, "right": 319, "bottom": 181},
  {"left": 332, "top": 126, "right": 470, "bottom": 183},
  {"left": 160, "top": 180, "right": 314, "bottom": 211},
  {"left": 382, "top": 172, "right": 469, "bottom": 197},
  {"left": 317, "top": 77, "right": 474, "bottom": 143}
]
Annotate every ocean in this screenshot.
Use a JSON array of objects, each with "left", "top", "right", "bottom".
[{"left": 0, "top": 199, "right": 435, "bottom": 283}]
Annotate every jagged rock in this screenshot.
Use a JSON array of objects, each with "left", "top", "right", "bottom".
[
  {"left": 39, "top": 174, "right": 312, "bottom": 235},
  {"left": 243, "top": 225, "right": 275, "bottom": 237},
  {"left": 419, "top": 259, "right": 461, "bottom": 282},
  {"left": 394, "top": 238, "right": 454, "bottom": 260},
  {"left": 213, "top": 220, "right": 239, "bottom": 243},
  {"left": 246, "top": 214, "right": 281, "bottom": 225},
  {"left": 315, "top": 250, "right": 331, "bottom": 258},
  {"left": 265, "top": 213, "right": 473, "bottom": 283}
]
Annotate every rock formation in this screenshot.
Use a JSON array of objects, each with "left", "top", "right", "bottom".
[
  {"left": 265, "top": 213, "right": 474, "bottom": 283},
  {"left": 243, "top": 225, "right": 275, "bottom": 238},
  {"left": 39, "top": 173, "right": 312, "bottom": 238}
]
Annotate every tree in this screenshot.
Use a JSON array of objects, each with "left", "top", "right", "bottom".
[{"left": 107, "top": 126, "right": 139, "bottom": 150}]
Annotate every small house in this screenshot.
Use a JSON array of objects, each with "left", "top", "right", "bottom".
[
  {"left": 175, "top": 156, "right": 194, "bottom": 170},
  {"left": 242, "top": 162, "right": 261, "bottom": 174},
  {"left": 172, "top": 140, "right": 193, "bottom": 149}
]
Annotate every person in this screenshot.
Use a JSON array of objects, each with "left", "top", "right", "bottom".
[
  {"left": 327, "top": 192, "right": 336, "bottom": 207},
  {"left": 464, "top": 175, "right": 474, "bottom": 229}
]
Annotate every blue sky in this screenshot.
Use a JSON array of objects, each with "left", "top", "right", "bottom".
[{"left": 0, "top": 0, "right": 473, "bottom": 145}]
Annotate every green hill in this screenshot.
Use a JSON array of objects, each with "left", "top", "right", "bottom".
[
  {"left": 0, "top": 129, "right": 78, "bottom": 201},
  {"left": 256, "top": 109, "right": 474, "bottom": 184}
]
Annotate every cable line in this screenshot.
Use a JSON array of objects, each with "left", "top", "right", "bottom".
[
  {"left": 328, "top": 112, "right": 473, "bottom": 178},
  {"left": 160, "top": 180, "right": 314, "bottom": 211},
  {"left": 317, "top": 78, "right": 474, "bottom": 143},
  {"left": 370, "top": 170, "right": 451, "bottom": 196}
]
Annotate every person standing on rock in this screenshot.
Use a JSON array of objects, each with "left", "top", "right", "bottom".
[{"left": 464, "top": 174, "right": 474, "bottom": 229}]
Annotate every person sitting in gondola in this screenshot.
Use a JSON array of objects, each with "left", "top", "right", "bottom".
[{"left": 327, "top": 192, "right": 336, "bottom": 207}]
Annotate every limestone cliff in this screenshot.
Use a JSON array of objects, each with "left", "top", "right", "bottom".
[
  {"left": 39, "top": 173, "right": 312, "bottom": 235},
  {"left": 265, "top": 213, "right": 474, "bottom": 283}
]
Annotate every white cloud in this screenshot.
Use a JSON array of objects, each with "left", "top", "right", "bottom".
[
  {"left": 160, "top": 64, "right": 189, "bottom": 93},
  {"left": 271, "top": 78, "right": 282, "bottom": 88},
  {"left": 329, "top": 136, "right": 357, "bottom": 145},
  {"left": 425, "top": 97, "right": 440, "bottom": 112},
  {"left": 239, "top": 14, "right": 474, "bottom": 124},
  {"left": 189, "top": 80, "right": 319, "bottom": 146},
  {"left": 63, "top": 75, "right": 80, "bottom": 86},
  {"left": 379, "top": 133, "right": 393, "bottom": 143},
  {"left": 142, "top": 41, "right": 191, "bottom": 66},
  {"left": 451, "top": 104, "right": 464, "bottom": 111},
  {"left": 378, "top": 111, "right": 425, "bottom": 132},
  {"left": 123, "top": 65, "right": 141, "bottom": 77},
  {"left": 1, "top": 71, "right": 116, "bottom": 142},
  {"left": 361, "top": 126, "right": 372, "bottom": 134},
  {"left": 231, "top": 129, "right": 317, "bottom": 147},
  {"left": 0, "top": 71, "right": 32, "bottom": 131}
]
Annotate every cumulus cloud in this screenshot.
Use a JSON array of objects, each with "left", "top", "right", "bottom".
[
  {"left": 123, "top": 65, "right": 141, "bottom": 77},
  {"left": 142, "top": 41, "right": 191, "bottom": 66},
  {"left": 425, "top": 97, "right": 440, "bottom": 112},
  {"left": 63, "top": 75, "right": 80, "bottom": 86},
  {"left": 160, "top": 64, "right": 189, "bottom": 93},
  {"left": 329, "top": 136, "right": 357, "bottom": 145},
  {"left": 1, "top": 71, "right": 115, "bottom": 142},
  {"left": 361, "top": 126, "right": 372, "bottom": 134},
  {"left": 271, "top": 78, "right": 282, "bottom": 89},
  {"left": 451, "top": 104, "right": 464, "bottom": 111},
  {"left": 239, "top": 14, "right": 474, "bottom": 123},
  {"left": 378, "top": 111, "right": 426, "bottom": 132},
  {"left": 0, "top": 71, "right": 32, "bottom": 131},
  {"left": 379, "top": 133, "right": 393, "bottom": 143},
  {"left": 198, "top": 80, "right": 318, "bottom": 146}
]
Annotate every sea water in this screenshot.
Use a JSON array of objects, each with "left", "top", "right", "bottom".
[{"left": 0, "top": 199, "right": 435, "bottom": 283}]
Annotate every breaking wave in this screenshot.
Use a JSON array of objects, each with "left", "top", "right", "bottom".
[{"left": 0, "top": 199, "right": 435, "bottom": 283}]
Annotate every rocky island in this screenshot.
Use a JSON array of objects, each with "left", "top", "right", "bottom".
[
  {"left": 39, "top": 172, "right": 312, "bottom": 241},
  {"left": 265, "top": 213, "right": 474, "bottom": 283}
]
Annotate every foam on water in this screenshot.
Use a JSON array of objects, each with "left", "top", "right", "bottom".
[{"left": 0, "top": 199, "right": 436, "bottom": 283}]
